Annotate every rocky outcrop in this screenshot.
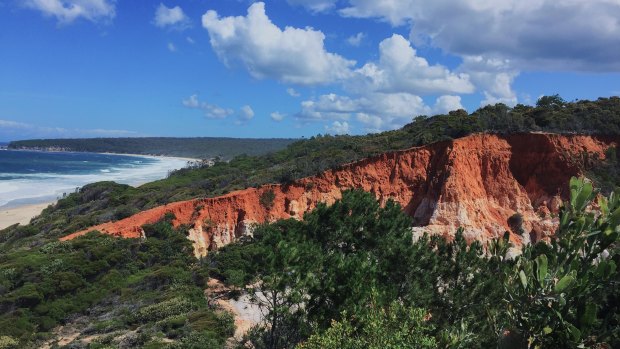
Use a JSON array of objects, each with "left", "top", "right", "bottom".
[{"left": 61, "top": 133, "right": 618, "bottom": 257}]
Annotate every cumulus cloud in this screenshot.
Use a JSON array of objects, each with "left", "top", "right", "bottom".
[
  {"left": 153, "top": 3, "right": 191, "bottom": 30},
  {"left": 270, "top": 112, "right": 285, "bottom": 121},
  {"left": 298, "top": 92, "right": 433, "bottom": 132},
  {"left": 338, "top": 0, "right": 620, "bottom": 71},
  {"left": 293, "top": 33, "right": 478, "bottom": 132},
  {"left": 239, "top": 105, "right": 255, "bottom": 121},
  {"left": 0, "top": 119, "right": 137, "bottom": 140},
  {"left": 24, "top": 0, "right": 116, "bottom": 24},
  {"left": 298, "top": 92, "right": 469, "bottom": 132},
  {"left": 325, "top": 121, "right": 350, "bottom": 135},
  {"left": 346, "top": 32, "right": 365, "bottom": 46},
  {"left": 286, "top": 0, "right": 337, "bottom": 13},
  {"left": 432, "top": 95, "right": 464, "bottom": 114},
  {"left": 459, "top": 56, "right": 518, "bottom": 106},
  {"left": 199, "top": 3, "right": 532, "bottom": 134},
  {"left": 347, "top": 34, "right": 474, "bottom": 95},
  {"left": 286, "top": 88, "right": 301, "bottom": 97},
  {"left": 202, "top": 2, "right": 355, "bottom": 85},
  {"left": 182, "top": 94, "right": 234, "bottom": 119}
]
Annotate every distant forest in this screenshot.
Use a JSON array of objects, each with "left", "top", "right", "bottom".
[{"left": 8, "top": 137, "right": 297, "bottom": 159}]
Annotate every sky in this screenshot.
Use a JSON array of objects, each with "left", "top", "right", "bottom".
[{"left": 0, "top": 0, "right": 619, "bottom": 141}]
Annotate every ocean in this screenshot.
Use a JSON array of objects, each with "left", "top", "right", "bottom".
[{"left": 0, "top": 150, "right": 188, "bottom": 208}]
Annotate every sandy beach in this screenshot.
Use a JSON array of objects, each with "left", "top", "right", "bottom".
[{"left": 0, "top": 202, "right": 54, "bottom": 230}]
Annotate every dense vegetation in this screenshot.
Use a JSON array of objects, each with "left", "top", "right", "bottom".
[
  {"left": 210, "top": 180, "right": 619, "bottom": 348},
  {"left": 1, "top": 96, "right": 619, "bottom": 347},
  {"left": 8, "top": 137, "right": 296, "bottom": 159},
  {"left": 5, "top": 96, "right": 619, "bottom": 245},
  {"left": 0, "top": 216, "right": 234, "bottom": 348}
]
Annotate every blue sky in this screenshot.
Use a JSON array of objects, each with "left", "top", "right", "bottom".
[{"left": 0, "top": 0, "right": 618, "bottom": 141}]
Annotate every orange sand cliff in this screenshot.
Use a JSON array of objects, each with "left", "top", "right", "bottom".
[{"left": 61, "top": 133, "right": 618, "bottom": 257}]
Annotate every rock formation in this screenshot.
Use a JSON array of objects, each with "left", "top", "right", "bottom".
[{"left": 61, "top": 133, "right": 618, "bottom": 257}]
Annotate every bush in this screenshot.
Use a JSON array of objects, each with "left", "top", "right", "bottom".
[
  {"left": 0, "top": 336, "right": 18, "bottom": 349},
  {"left": 135, "top": 297, "right": 194, "bottom": 323},
  {"left": 259, "top": 190, "right": 276, "bottom": 210},
  {"left": 299, "top": 301, "right": 436, "bottom": 349}
]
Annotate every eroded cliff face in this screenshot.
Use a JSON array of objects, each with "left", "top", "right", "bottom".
[{"left": 61, "top": 133, "right": 618, "bottom": 257}]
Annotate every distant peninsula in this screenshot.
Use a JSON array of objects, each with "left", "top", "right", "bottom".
[{"left": 8, "top": 137, "right": 297, "bottom": 159}]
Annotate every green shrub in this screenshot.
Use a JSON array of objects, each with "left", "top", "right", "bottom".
[
  {"left": 135, "top": 297, "right": 194, "bottom": 323},
  {"left": 502, "top": 177, "right": 620, "bottom": 347},
  {"left": 0, "top": 336, "right": 18, "bottom": 349},
  {"left": 299, "top": 301, "right": 436, "bottom": 349},
  {"left": 259, "top": 190, "right": 276, "bottom": 210}
]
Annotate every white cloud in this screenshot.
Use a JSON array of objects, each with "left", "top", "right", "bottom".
[
  {"left": 186, "top": 36, "right": 195, "bottom": 44},
  {"left": 346, "top": 32, "right": 365, "bottom": 46},
  {"left": 298, "top": 92, "right": 432, "bottom": 132},
  {"left": 182, "top": 94, "right": 234, "bottom": 119},
  {"left": 293, "top": 35, "right": 477, "bottom": 132},
  {"left": 347, "top": 34, "right": 474, "bottom": 95},
  {"left": 286, "top": 0, "right": 337, "bottom": 13},
  {"left": 355, "top": 113, "right": 383, "bottom": 133},
  {"left": 286, "top": 88, "right": 301, "bottom": 97},
  {"left": 24, "top": 0, "right": 115, "bottom": 24},
  {"left": 0, "top": 120, "right": 30, "bottom": 128},
  {"left": 202, "top": 2, "right": 355, "bottom": 85},
  {"left": 338, "top": 0, "right": 620, "bottom": 71},
  {"left": 167, "top": 42, "right": 176, "bottom": 52},
  {"left": 298, "top": 93, "right": 358, "bottom": 121},
  {"left": 239, "top": 105, "right": 255, "bottom": 121},
  {"left": 270, "top": 112, "right": 285, "bottom": 121},
  {"left": 298, "top": 92, "right": 470, "bottom": 132},
  {"left": 325, "top": 121, "right": 350, "bottom": 135},
  {"left": 0, "top": 119, "right": 137, "bottom": 140},
  {"left": 153, "top": 3, "right": 191, "bottom": 30},
  {"left": 182, "top": 94, "right": 200, "bottom": 108},
  {"left": 459, "top": 55, "right": 518, "bottom": 106},
  {"left": 432, "top": 95, "right": 464, "bottom": 114}
]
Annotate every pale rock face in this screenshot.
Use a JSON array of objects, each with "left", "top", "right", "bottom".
[{"left": 62, "top": 134, "right": 618, "bottom": 257}]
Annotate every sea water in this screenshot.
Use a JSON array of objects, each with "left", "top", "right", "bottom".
[{"left": 0, "top": 150, "right": 188, "bottom": 208}]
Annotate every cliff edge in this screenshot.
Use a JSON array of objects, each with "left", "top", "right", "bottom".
[{"left": 61, "top": 133, "right": 618, "bottom": 257}]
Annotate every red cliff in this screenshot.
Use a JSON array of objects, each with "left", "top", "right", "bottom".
[{"left": 61, "top": 133, "right": 618, "bottom": 257}]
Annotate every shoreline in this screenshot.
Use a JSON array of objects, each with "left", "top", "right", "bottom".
[
  {"left": 5, "top": 147, "right": 201, "bottom": 162},
  {"left": 94, "top": 151, "right": 200, "bottom": 163},
  {"left": 0, "top": 201, "right": 55, "bottom": 230},
  {"left": 0, "top": 151, "right": 192, "bottom": 224}
]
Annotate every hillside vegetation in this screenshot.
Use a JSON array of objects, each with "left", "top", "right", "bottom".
[
  {"left": 212, "top": 180, "right": 619, "bottom": 348},
  {"left": 8, "top": 137, "right": 296, "bottom": 159},
  {"left": 1, "top": 96, "right": 620, "bottom": 348},
  {"left": 5, "top": 96, "right": 619, "bottom": 243}
]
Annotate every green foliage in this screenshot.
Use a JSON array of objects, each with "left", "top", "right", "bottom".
[
  {"left": 8, "top": 137, "right": 295, "bottom": 159},
  {"left": 213, "top": 178, "right": 619, "bottom": 348},
  {"left": 503, "top": 177, "right": 620, "bottom": 348},
  {"left": 0, "top": 336, "right": 18, "bottom": 349},
  {"left": 587, "top": 146, "right": 620, "bottom": 195},
  {"left": 6, "top": 97, "right": 619, "bottom": 248},
  {"left": 259, "top": 190, "right": 276, "bottom": 210},
  {"left": 0, "top": 221, "right": 233, "bottom": 348},
  {"left": 298, "top": 301, "right": 436, "bottom": 349},
  {"left": 134, "top": 297, "right": 195, "bottom": 323},
  {"left": 3, "top": 96, "right": 620, "bottom": 348}
]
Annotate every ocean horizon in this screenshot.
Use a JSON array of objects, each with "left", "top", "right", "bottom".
[{"left": 0, "top": 149, "right": 188, "bottom": 209}]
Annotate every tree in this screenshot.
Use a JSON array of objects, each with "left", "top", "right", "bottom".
[
  {"left": 502, "top": 177, "right": 620, "bottom": 348},
  {"left": 536, "top": 94, "right": 566, "bottom": 109}
]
